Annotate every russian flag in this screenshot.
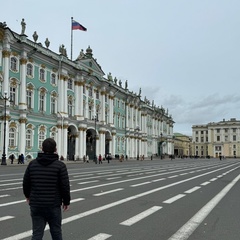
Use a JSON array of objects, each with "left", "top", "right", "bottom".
[{"left": 72, "top": 20, "right": 87, "bottom": 31}]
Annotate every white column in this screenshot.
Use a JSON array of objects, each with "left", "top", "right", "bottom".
[
  {"left": 2, "top": 50, "right": 10, "bottom": 93},
  {"left": 62, "top": 123, "right": 68, "bottom": 159},
  {"left": 100, "top": 92, "right": 106, "bottom": 124},
  {"left": 112, "top": 134, "right": 116, "bottom": 156},
  {"left": 79, "top": 84, "right": 84, "bottom": 117},
  {"left": 75, "top": 133, "right": 79, "bottom": 160},
  {"left": 19, "top": 56, "right": 27, "bottom": 110},
  {"left": 18, "top": 118, "right": 27, "bottom": 155},
  {"left": 74, "top": 81, "right": 80, "bottom": 117},
  {"left": 109, "top": 96, "right": 114, "bottom": 125}
]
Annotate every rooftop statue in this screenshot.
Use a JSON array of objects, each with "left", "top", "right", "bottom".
[{"left": 21, "top": 18, "right": 26, "bottom": 35}]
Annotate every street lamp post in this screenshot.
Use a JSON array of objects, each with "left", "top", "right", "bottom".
[
  {"left": 135, "top": 126, "right": 140, "bottom": 160},
  {"left": 1, "top": 91, "right": 10, "bottom": 165}
]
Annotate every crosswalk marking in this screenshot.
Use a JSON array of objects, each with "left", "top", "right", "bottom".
[
  {"left": 130, "top": 182, "right": 151, "bottom": 187},
  {"left": 0, "top": 200, "right": 25, "bottom": 207},
  {"left": 78, "top": 180, "right": 99, "bottom": 184},
  {"left": 0, "top": 216, "right": 14, "bottom": 221},
  {"left": 88, "top": 233, "right": 112, "bottom": 240},
  {"left": 0, "top": 194, "right": 10, "bottom": 198},
  {"left": 94, "top": 188, "right": 124, "bottom": 196},
  {"left": 70, "top": 198, "right": 85, "bottom": 203},
  {"left": 184, "top": 186, "right": 201, "bottom": 194},
  {"left": 120, "top": 206, "right": 162, "bottom": 226},
  {"left": 163, "top": 194, "right": 186, "bottom": 204}
]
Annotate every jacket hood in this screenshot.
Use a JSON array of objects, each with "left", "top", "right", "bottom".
[{"left": 36, "top": 152, "right": 59, "bottom": 166}]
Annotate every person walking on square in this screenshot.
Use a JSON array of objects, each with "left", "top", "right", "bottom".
[
  {"left": 10, "top": 154, "right": 15, "bottom": 164},
  {"left": 98, "top": 154, "right": 102, "bottom": 164},
  {"left": 23, "top": 138, "right": 71, "bottom": 240}
]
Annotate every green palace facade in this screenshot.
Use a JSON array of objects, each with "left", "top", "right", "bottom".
[{"left": 0, "top": 20, "right": 174, "bottom": 161}]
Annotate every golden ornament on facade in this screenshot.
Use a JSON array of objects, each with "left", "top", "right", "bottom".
[
  {"left": 20, "top": 58, "right": 28, "bottom": 65},
  {"left": 18, "top": 118, "right": 27, "bottom": 124},
  {"left": 2, "top": 50, "right": 11, "bottom": 58}
]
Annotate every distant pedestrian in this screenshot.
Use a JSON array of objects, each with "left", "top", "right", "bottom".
[
  {"left": 10, "top": 154, "right": 15, "bottom": 164},
  {"left": 98, "top": 154, "right": 102, "bottom": 164},
  {"left": 21, "top": 154, "right": 24, "bottom": 164},
  {"left": 86, "top": 155, "right": 89, "bottom": 163},
  {"left": 18, "top": 154, "right": 21, "bottom": 164},
  {"left": 23, "top": 138, "right": 70, "bottom": 240},
  {"left": 106, "top": 154, "right": 110, "bottom": 163}
]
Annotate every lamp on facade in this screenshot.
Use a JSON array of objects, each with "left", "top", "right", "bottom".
[
  {"left": 1, "top": 91, "right": 11, "bottom": 165},
  {"left": 135, "top": 126, "right": 140, "bottom": 160}
]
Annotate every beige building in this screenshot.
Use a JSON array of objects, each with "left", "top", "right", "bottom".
[
  {"left": 192, "top": 118, "right": 240, "bottom": 158},
  {"left": 173, "top": 133, "right": 191, "bottom": 157}
]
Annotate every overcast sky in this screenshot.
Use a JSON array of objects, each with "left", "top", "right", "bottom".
[{"left": 2, "top": 0, "right": 240, "bottom": 135}]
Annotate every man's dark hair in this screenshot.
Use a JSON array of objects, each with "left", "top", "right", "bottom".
[{"left": 42, "top": 138, "right": 56, "bottom": 153}]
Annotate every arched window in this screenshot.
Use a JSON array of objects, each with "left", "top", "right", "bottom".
[
  {"left": 96, "top": 90, "right": 99, "bottom": 99},
  {"left": 10, "top": 57, "right": 17, "bottom": 71},
  {"left": 38, "top": 130, "right": 45, "bottom": 149},
  {"left": 39, "top": 69, "right": 45, "bottom": 81},
  {"left": 68, "top": 97, "right": 73, "bottom": 116},
  {"left": 89, "top": 87, "right": 93, "bottom": 97},
  {"left": 10, "top": 86, "right": 16, "bottom": 105},
  {"left": 26, "top": 129, "right": 33, "bottom": 148},
  {"left": 51, "top": 73, "right": 56, "bottom": 85},
  {"left": 9, "top": 128, "right": 16, "bottom": 147},
  {"left": 68, "top": 79, "right": 73, "bottom": 90},
  {"left": 51, "top": 96, "right": 56, "bottom": 114},
  {"left": 27, "top": 63, "right": 33, "bottom": 77}
]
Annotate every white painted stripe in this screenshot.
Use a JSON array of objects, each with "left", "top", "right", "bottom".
[
  {"left": 0, "top": 194, "right": 10, "bottom": 198},
  {"left": 0, "top": 178, "right": 22, "bottom": 182},
  {"left": 73, "top": 174, "right": 93, "bottom": 177},
  {"left": 78, "top": 180, "right": 99, "bottom": 184},
  {"left": 210, "top": 178, "right": 217, "bottom": 181},
  {"left": 4, "top": 165, "right": 239, "bottom": 240},
  {"left": 88, "top": 233, "right": 112, "bottom": 240},
  {"left": 97, "top": 172, "right": 113, "bottom": 175},
  {"left": 0, "top": 182, "right": 21, "bottom": 187},
  {"left": 180, "top": 173, "right": 188, "bottom": 176},
  {"left": 152, "top": 178, "right": 166, "bottom": 182},
  {"left": 0, "top": 200, "right": 25, "bottom": 207},
  {"left": 130, "top": 182, "right": 151, "bottom": 187},
  {"left": 168, "top": 175, "right": 178, "bottom": 178},
  {"left": 106, "top": 177, "right": 121, "bottom": 180},
  {"left": 168, "top": 173, "right": 240, "bottom": 240},
  {"left": 0, "top": 187, "right": 22, "bottom": 192},
  {"left": 184, "top": 186, "right": 201, "bottom": 194},
  {"left": 0, "top": 216, "right": 14, "bottom": 221},
  {"left": 163, "top": 194, "right": 186, "bottom": 204},
  {"left": 201, "top": 181, "right": 210, "bottom": 186},
  {"left": 94, "top": 188, "right": 124, "bottom": 196},
  {"left": 70, "top": 198, "right": 85, "bottom": 203},
  {"left": 120, "top": 206, "right": 162, "bottom": 226}
]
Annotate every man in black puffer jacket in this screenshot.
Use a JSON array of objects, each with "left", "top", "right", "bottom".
[{"left": 23, "top": 138, "right": 71, "bottom": 240}]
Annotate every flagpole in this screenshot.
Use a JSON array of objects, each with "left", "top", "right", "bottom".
[{"left": 71, "top": 17, "right": 73, "bottom": 60}]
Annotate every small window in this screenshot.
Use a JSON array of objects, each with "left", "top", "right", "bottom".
[
  {"left": 39, "top": 69, "right": 45, "bottom": 81},
  {"left": 9, "top": 128, "right": 16, "bottom": 147},
  {"left": 27, "top": 63, "right": 33, "bottom": 76},
  {"left": 51, "top": 73, "right": 56, "bottom": 85},
  {"left": 68, "top": 79, "right": 73, "bottom": 90},
  {"left": 10, "top": 57, "right": 17, "bottom": 71}
]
